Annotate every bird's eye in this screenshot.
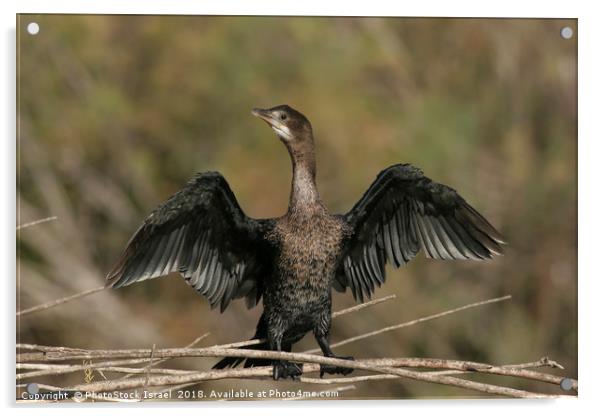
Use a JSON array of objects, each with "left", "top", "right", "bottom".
[{"left": 280, "top": 113, "right": 287, "bottom": 120}]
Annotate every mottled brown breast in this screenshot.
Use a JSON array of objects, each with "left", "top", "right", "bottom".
[{"left": 269, "top": 210, "right": 349, "bottom": 286}]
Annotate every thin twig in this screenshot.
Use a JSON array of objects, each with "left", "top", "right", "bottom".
[
  {"left": 19, "top": 364, "right": 193, "bottom": 377},
  {"left": 507, "top": 356, "right": 564, "bottom": 370},
  {"left": 306, "top": 295, "right": 512, "bottom": 352},
  {"left": 15, "top": 284, "right": 395, "bottom": 322},
  {"left": 16, "top": 286, "right": 106, "bottom": 317},
  {"left": 143, "top": 344, "right": 156, "bottom": 388},
  {"left": 16, "top": 216, "right": 58, "bottom": 230},
  {"left": 331, "top": 294, "right": 396, "bottom": 318},
  {"left": 17, "top": 357, "right": 192, "bottom": 380}
]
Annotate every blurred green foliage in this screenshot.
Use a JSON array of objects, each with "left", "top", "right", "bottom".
[{"left": 17, "top": 15, "right": 576, "bottom": 399}]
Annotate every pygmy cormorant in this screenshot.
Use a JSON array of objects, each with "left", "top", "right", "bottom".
[{"left": 107, "top": 105, "right": 505, "bottom": 380}]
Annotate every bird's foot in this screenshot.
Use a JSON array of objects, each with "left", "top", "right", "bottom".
[
  {"left": 273, "top": 360, "right": 303, "bottom": 380},
  {"left": 320, "top": 356, "right": 354, "bottom": 378}
]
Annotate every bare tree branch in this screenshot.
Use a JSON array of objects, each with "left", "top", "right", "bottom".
[
  {"left": 16, "top": 294, "right": 577, "bottom": 400},
  {"left": 17, "top": 354, "right": 574, "bottom": 392},
  {"left": 17, "top": 355, "right": 571, "bottom": 384},
  {"left": 54, "top": 350, "right": 566, "bottom": 398},
  {"left": 17, "top": 345, "right": 575, "bottom": 398}
]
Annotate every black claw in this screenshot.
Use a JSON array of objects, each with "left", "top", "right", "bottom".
[
  {"left": 320, "top": 356, "right": 355, "bottom": 378},
  {"left": 273, "top": 360, "right": 303, "bottom": 380}
]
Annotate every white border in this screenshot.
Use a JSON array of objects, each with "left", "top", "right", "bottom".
[
  {"left": 3, "top": 0, "right": 584, "bottom": 18},
  {"left": 3, "top": 1, "right": 600, "bottom": 415}
]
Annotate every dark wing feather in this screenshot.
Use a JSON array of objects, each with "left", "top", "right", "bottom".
[
  {"left": 106, "top": 172, "right": 274, "bottom": 311},
  {"left": 337, "top": 164, "right": 505, "bottom": 302}
]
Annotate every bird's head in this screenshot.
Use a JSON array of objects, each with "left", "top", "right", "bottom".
[{"left": 252, "top": 105, "right": 313, "bottom": 146}]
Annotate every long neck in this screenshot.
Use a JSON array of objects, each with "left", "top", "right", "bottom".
[{"left": 287, "top": 143, "right": 322, "bottom": 216}]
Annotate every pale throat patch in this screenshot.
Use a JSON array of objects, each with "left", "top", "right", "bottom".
[{"left": 272, "top": 124, "right": 293, "bottom": 141}]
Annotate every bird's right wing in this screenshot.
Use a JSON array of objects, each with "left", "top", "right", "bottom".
[{"left": 106, "top": 172, "right": 274, "bottom": 311}]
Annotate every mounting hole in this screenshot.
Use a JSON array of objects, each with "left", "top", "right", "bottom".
[
  {"left": 27, "top": 22, "right": 40, "bottom": 35},
  {"left": 559, "top": 378, "right": 573, "bottom": 391},
  {"left": 560, "top": 26, "right": 573, "bottom": 40},
  {"left": 26, "top": 383, "right": 39, "bottom": 394}
]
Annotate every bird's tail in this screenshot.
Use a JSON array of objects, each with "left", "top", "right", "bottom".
[{"left": 212, "top": 315, "right": 272, "bottom": 369}]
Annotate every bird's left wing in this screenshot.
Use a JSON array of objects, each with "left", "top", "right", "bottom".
[
  {"left": 106, "top": 172, "right": 274, "bottom": 311},
  {"left": 335, "top": 164, "right": 505, "bottom": 302}
]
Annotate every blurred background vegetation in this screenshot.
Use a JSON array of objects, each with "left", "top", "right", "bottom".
[{"left": 17, "top": 15, "right": 576, "bottom": 399}]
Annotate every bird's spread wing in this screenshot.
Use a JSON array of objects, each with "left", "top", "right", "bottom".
[
  {"left": 335, "top": 164, "right": 505, "bottom": 302},
  {"left": 106, "top": 172, "right": 274, "bottom": 311}
]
